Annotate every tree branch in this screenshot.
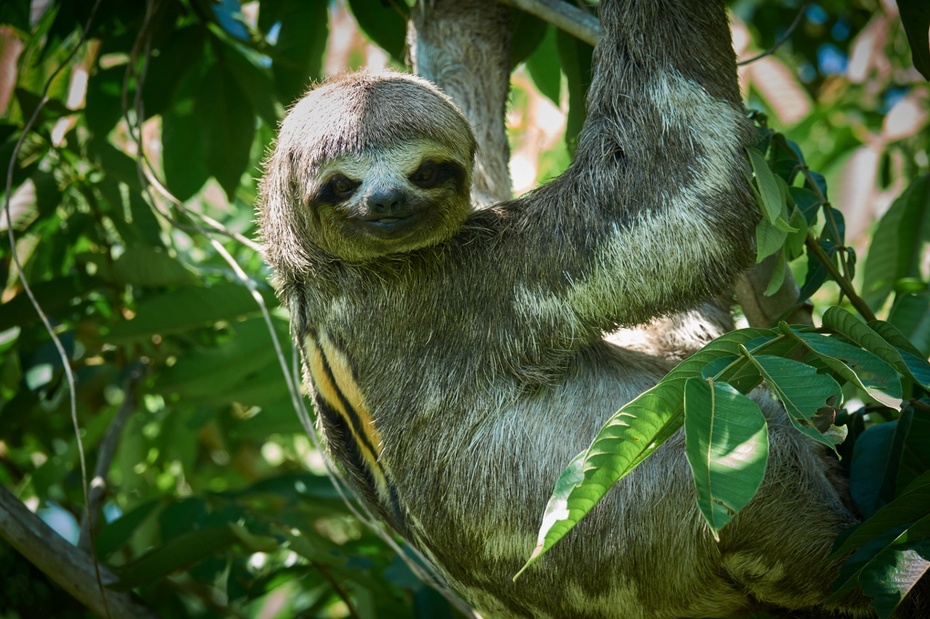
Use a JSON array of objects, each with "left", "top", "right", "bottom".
[
  {"left": 0, "top": 485, "right": 160, "bottom": 619},
  {"left": 497, "top": 0, "right": 603, "bottom": 46}
]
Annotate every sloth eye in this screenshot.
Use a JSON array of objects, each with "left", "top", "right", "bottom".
[
  {"left": 409, "top": 161, "right": 439, "bottom": 188},
  {"left": 326, "top": 174, "right": 358, "bottom": 201}
]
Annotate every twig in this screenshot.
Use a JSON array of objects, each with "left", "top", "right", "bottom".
[
  {"left": 0, "top": 486, "right": 160, "bottom": 619},
  {"left": 804, "top": 233, "right": 876, "bottom": 321},
  {"left": 78, "top": 363, "right": 146, "bottom": 552},
  {"left": 737, "top": 3, "right": 811, "bottom": 66}
]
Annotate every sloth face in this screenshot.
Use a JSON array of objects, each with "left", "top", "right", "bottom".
[{"left": 306, "top": 140, "right": 471, "bottom": 261}]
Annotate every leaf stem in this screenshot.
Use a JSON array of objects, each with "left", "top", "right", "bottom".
[{"left": 804, "top": 233, "right": 876, "bottom": 321}]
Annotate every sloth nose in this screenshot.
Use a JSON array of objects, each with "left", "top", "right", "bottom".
[{"left": 368, "top": 188, "right": 406, "bottom": 216}]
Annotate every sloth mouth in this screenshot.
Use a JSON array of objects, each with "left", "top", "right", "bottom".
[{"left": 350, "top": 212, "right": 426, "bottom": 239}]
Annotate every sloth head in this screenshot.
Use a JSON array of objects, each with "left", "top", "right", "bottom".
[{"left": 258, "top": 71, "right": 477, "bottom": 270}]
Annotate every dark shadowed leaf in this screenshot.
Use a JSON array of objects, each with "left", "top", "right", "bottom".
[
  {"left": 162, "top": 102, "right": 210, "bottom": 201},
  {"left": 347, "top": 0, "right": 406, "bottom": 63},
  {"left": 112, "top": 247, "right": 199, "bottom": 288},
  {"left": 896, "top": 0, "right": 930, "bottom": 80},
  {"left": 196, "top": 63, "right": 257, "bottom": 199},
  {"left": 556, "top": 29, "right": 592, "bottom": 154},
  {"left": 106, "top": 281, "right": 275, "bottom": 340},
  {"left": 525, "top": 26, "right": 561, "bottom": 106},
  {"left": 263, "top": 0, "right": 328, "bottom": 104}
]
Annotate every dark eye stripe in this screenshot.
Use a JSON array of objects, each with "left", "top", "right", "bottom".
[
  {"left": 409, "top": 160, "right": 464, "bottom": 190},
  {"left": 317, "top": 174, "right": 360, "bottom": 204}
]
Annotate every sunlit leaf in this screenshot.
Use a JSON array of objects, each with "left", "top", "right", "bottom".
[
  {"left": 517, "top": 329, "right": 773, "bottom": 575},
  {"left": 783, "top": 327, "right": 903, "bottom": 407},
  {"left": 684, "top": 377, "right": 769, "bottom": 537}
]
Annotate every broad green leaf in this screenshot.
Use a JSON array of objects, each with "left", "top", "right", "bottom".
[
  {"left": 895, "top": 408, "right": 930, "bottom": 496},
  {"left": 851, "top": 422, "right": 898, "bottom": 518},
  {"left": 525, "top": 26, "right": 561, "bottom": 106},
  {"left": 789, "top": 186, "right": 823, "bottom": 225},
  {"left": 96, "top": 498, "right": 166, "bottom": 558},
  {"left": 196, "top": 63, "right": 257, "bottom": 199},
  {"left": 684, "top": 378, "right": 769, "bottom": 537},
  {"left": 509, "top": 9, "right": 548, "bottom": 68},
  {"left": 749, "top": 148, "right": 784, "bottom": 224},
  {"left": 784, "top": 207, "right": 809, "bottom": 260},
  {"left": 222, "top": 42, "right": 281, "bottom": 127},
  {"left": 833, "top": 472, "right": 930, "bottom": 556},
  {"left": 755, "top": 218, "right": 788, "bottom": 262},
  {"left": 141, "top": 26, "right": 206, "bottom": 119},
  {"left": 518, "top": 328, "right": 773, "bottom": 575},
  {"left": 862, "top": 175, "right": 930, "bottom": 309},
  {"left": 112, "top": 247, "right": 199, "bottom": 288},
  {"left": 106, "top": 281, "right": 275, "bottom": 340},
  {"left": 84, "top": 66, "right": 124, "bottom": 140},
  {"left": 154, "top": 317, "right": 289, "bottom": 405},
  {"left": 347, "top": 0, "right": 406, "bottom": 63},
  {"left": 763, "top": 250, "right": 787, "bottom": 297},
  {"left": 555, "top": 29, "right": 592, "bottom": 153},
  {"left": 896, "top": 0, "right": 930, "bottom": 80},
  {"left": 784, "top": 328, "right": 903, "bottom": 407},
  {"left": 888, "top": 291, "right": 930, "bottom": 357},
  {"left": 829, "top": 472, "right": 930, "bottom": 614},
  {"left": 110, "top": 525, "right": 239, "bottom": 590},
  {"left": 745, "top": 353, "right": 842, "bottom": 449},
  {"left": 162, "top": 103, "right": 210, "bottom": 201},
  {"left": 823, "top": 307, "right": 929, "bottom": 390},
  {"left": 265, "top": 0, "right": 328, "bottom": 103}
]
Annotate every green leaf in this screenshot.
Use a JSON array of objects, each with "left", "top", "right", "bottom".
[
  {"left": 824, "top": 307, "right": 930, "bottom": 390},
  {"left": 744, "top": 353, "right": 842, "bottom": 449},
  {"left": 96, "top": 498, "right": 166, "bottom": 558},
  {"left": 755, "top": 218, "right": 788, "bottom": 262},
  {"left": 888, "top": 291, "right": 930, "bottom": 357},
  {"left": 221, "top": 43, "right": 281, "bottom": 127},
  {"left": 106, "top": 281, "right": 275, "bottom": 340},
  {"left": 84, "top": 66, "right": 124, "bottom": 139},
  {"left": 896, "top": 0, "right": 930, "bottom": 80},
  {"left": 851, "top": 421, "right": 898, "bottom": 518},
  {"left": 112, "top": 247, "right": 199, "bottom": 288},
  {"left": 555, "top": 29, "right": 593, "bottom": 154},
  {"left": 862, "top": 175, "right": 930, "bottom": 309},
  {"left": 347, "top": 0, "right": 406, "bottom": 63},
  {"left": 517, "top": 328, "right": 772, "bottom": 576},
  {"left": 525, "top": 26, "right": 561, "bottom": 106},
  {"left": 196, "top": 63, "right": 257, "bottom": 199},
  {"left": 162, "top": 103, "right": 210, "bottom": 201},
  {"left": 111, "top": 524, "right": 239, "bottom": 590},
  {"left": 141, "top": 26, "right": 206, "bottom": 119},
  {"left": 784, "top": 327, "right": 903, "bottom": 407},
  {"left": 749, "top": 148, "right": 784, "bottom": 224},
  {"left": 684, "top": 377, "right": 769, "bottom": 537},
  {"left": 265, "top": 0, "right": 329, "bottom": 103},
  {"left": 509, "top": 9, "right": 547, "bottom": 68},
  {"left": 833, "top": 472, "right": 930, "bottom": 557},
  {"left": 763, "top": 250, "right": 787, "bottom": 296}
]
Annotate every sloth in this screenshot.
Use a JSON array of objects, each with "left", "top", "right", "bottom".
[{"left": 257, "top": 0, "right": 877, "bottom": 617}]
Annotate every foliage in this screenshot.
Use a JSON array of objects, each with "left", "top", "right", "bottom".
[{"left": 0, "top": 1, "right": 928, "bottom": 619}]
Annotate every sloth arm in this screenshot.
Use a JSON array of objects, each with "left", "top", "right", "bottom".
[{"left": 460, "top": 0, "right": 758, "bottom": 354}]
